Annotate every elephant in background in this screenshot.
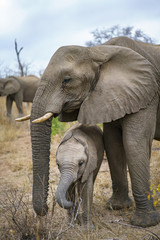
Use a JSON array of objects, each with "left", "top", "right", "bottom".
[
  {"left": 18, "top": 37, "right": 160, "bottom": 227},
  {"left": 56, "top": 124, "right": 104, "bottom": 230},
  {"left": 0, "top": 75, "right": 40, "bottom": 117}
]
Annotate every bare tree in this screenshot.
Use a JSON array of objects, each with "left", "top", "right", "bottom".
[
  {"left": 15, "top": 39, "right": 24, "bottom": 76},
  {"left": 0, "top": 62, "right": 15, "bottom": 78},
  {"left": 14, "top": 39, "right": 31, "bottom": 76},
  {"left": 86, "top": 25, "right": 154, "bottom": 46}
]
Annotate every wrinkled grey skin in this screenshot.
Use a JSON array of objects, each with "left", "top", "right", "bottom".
[
  {"left": 0, "top": 75, "right": 40, "bottom": 117},
  {"left": 31, "top": 37, "right": 160, "bottom": 227},
  {"left": 56, "top": 124, "right": 104, "bottom": 230}
]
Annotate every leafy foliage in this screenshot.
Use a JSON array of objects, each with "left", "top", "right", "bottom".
[
  {"left": 86, "top": 25, "right": 154, "bottom": 46},
  {"left": 51, "top": 117, "right": 67, "bottom": 136}
]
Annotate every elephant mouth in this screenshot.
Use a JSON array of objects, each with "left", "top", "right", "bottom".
[
  {"left": 62, "top": 100, "right": 82, "bottom": 112},
  {"left": 53, "top": 113, "right": 59, "bottom": 118},
  {"left": 64, "top": 109, "right": 76, "bottom": 113},
  {"left": 15, "top": 101, "right": 80, "bottom": 123}
]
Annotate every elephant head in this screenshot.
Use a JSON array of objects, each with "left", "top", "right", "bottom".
[
  {"left": 30, "top": 44, "right": 159, "bottom": 216},
  {"left": 55, "top": 128, "right": 97, "bottom": 209},
  {"left": 0, "top": 77, "right": 20, "bottom": 96}
]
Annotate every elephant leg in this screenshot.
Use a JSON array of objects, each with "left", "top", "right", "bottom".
[
  {"left": 103, "top": 122, "right": 132, "bottom": 210},
  {"left": 14, "top": 91, "right": 24, "bottom": 116},
  {"left": 79, "top": 173, "right": 95, "bottom": 230},
  {"left": 67, "top": 184, "right": 76, "bottom": 223},
  {"left": 6, "top": 96, "right": 13, "bottom": 118},
  {"left": 123, "top": 95, "right": 160, "bottom": 227}
]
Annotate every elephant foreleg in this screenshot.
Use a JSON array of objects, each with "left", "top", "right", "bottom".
[
  {"left": 79, "top": 173, "right": 95, "bottom": 230},
  {"left": 14, "top": 91, "right": 24, "bottom": 116},
  {"left": 66, "top": 184, "right": 76, "bottom": 223},
  {"left": 6, "top": 96, "right": 13, "bottom": 118},
  {"left": 103, "top": 122, "right": 132, "bottom": 209}
]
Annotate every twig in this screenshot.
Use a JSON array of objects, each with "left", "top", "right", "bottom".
[
  {"left": 108, "top": 220, "right": 160, "bottom": 240},
  {"left": 140, "top": 234, "right": 150, "bottom": 240},
  {"left": 73, "top": 197, "right": 82, "bottom": 222},
  {"left": 55, "top": 196, "right": 82, "bottom": 239},
  {"left": 12, "top": 216, "right": 23, "bottom": 232}
]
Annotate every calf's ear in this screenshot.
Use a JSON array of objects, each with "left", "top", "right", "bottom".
[
  {"left": 59, "top": 130, "right": 73, "bottom": 146},
  {"left": 81, "top": 144, "right": 97, "bottom": 183},
  {"left": 73, "top": 130, "right": 98, "bottom": 183}
]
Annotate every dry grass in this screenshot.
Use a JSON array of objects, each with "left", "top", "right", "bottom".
[
  {"left": 0, "top": 97, "right": 160, "bottom": 239},
  {"left": 0, "top": 97, "right": 31, "bottom": 149}
]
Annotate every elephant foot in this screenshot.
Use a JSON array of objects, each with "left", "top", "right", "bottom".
[
  {"left": 106, "top": 195, "right": 133, "bottom": 210},
  {"left": 76, "top": 214, "right": 95, "bottom": 231},
  {"left": 131, "top": 210, "right": 160, "bottom": 227}
]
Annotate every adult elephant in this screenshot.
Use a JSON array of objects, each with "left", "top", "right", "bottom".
[
  {"left": 0, "top": 75, "right": 40, "bottom": 117},
  {"left": 19, "top": 37, "right": 160, "bottom": 227}
]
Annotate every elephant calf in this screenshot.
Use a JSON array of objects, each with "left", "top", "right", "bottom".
[{"left": 56, "top": 124, "right": 104, "bottom": 230}]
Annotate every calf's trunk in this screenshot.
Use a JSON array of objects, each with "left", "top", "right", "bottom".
[{"left": 56, "top": 173, "right": 74, "bottom": 209}]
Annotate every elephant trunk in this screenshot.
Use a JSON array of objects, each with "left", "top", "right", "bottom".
[
  {"left": 30, "top": 86, "right": 52, "bottom": 216},
  {"left": 56, "top": 172, "right": 74, "bottom": 209}
]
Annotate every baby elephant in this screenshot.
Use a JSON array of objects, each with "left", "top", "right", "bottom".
[{"left": 56, "top": 124, "right": 104, "bottom": 230}]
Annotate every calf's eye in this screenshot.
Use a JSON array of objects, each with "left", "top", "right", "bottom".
[
  {"left": 79, "top": 160, "right": 84, "bottom": 167},
  {"left": 62, "top": 77, "right": 71, "bottom": 84}
]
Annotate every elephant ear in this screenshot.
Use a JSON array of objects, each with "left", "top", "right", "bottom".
[
  {"left": 59, "top": 129, "right": 73, "bottom": 146},
  {"left": 4, "top": 77, "right": 21, "bottom": 95},
  {"left": 73, "top": 129, "right": 98, "bottom": 183},
  {"left": 78, "top": 45, "right": 158, "bottom": 124}
]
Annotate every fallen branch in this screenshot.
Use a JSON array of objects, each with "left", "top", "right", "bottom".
[{"left": 108, "top": 220, "right": 160, "bottom": 240}]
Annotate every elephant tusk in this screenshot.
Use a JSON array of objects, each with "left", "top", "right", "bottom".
[
  {"left": 15, "top": 114, "right": 31, "bottom": 122},
  {"left": 32, "top": 112, "right": 53, "bottom": 123}
]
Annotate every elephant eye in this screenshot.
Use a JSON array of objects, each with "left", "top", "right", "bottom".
[
  {"left": 79, "top": 160, "right": 84, "bottom": 167},
  {"left": 62, "top": 77, "right": 71, "bottom": 84}
]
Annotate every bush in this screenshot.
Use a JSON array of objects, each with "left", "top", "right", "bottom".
[
  {"left": 51, "top": 117, "right": 77, "bottom": 137},
  {"left": 51, "top": 117, "right": 67, "bottom": 136},
  {"left": 148, "top": 182, "right": 160, "bottom": 207}
]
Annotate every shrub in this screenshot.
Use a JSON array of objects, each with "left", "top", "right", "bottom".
[
  {"left": 51, "top": 117, "right": 66, "bottom": 136},
  {"left": 51, "top": 117, "right": 77, "bottom": 137},
  {"left": 148, "top": 182, "right": 160, "bottom": 207}
]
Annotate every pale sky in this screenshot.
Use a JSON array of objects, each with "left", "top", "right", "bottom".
[{"left": 0, "top": 0, "right": 160, "bottom": 76}]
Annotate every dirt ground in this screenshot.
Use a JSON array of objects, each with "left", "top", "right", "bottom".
[{"left": 0, "top": 98, "right": 160, "bottom": 240}]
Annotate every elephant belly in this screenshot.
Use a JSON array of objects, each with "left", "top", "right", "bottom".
[{"left": 23, "top": 90, "right": 36, "bottom": 102}]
